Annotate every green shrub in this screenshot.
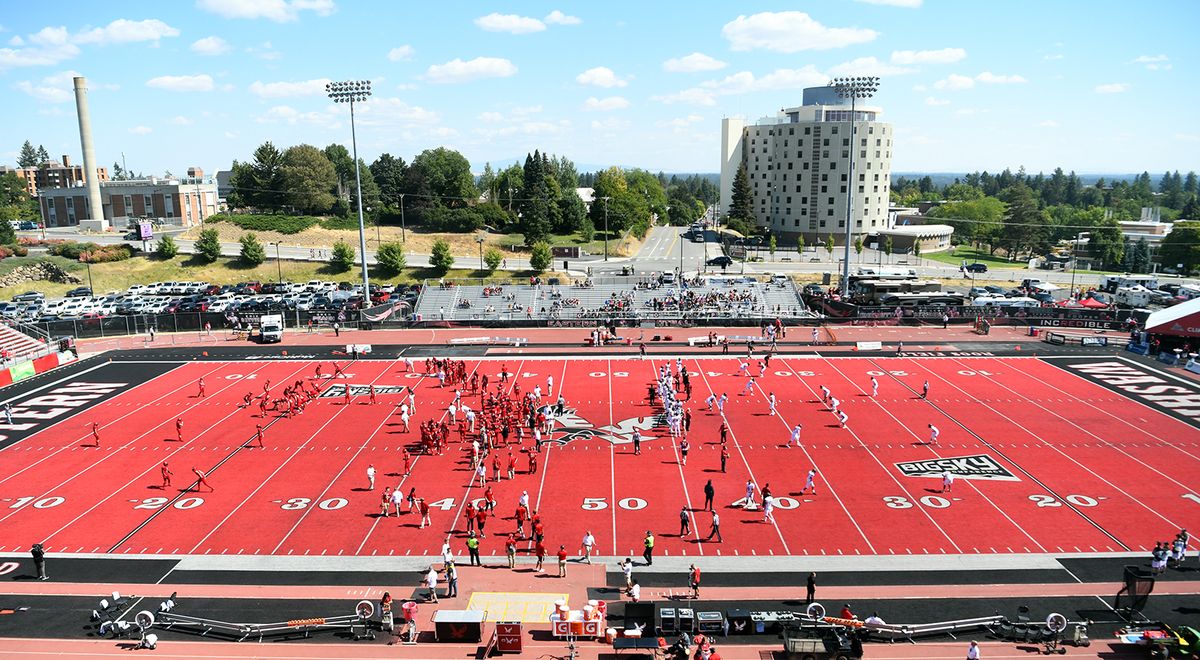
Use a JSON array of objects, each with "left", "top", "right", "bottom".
[
  {"left": 330, "top": 239, "right": 356, "bottom": 272},
  {"left": 207, "top": 213, "right": 321, "bottom": 235},
  {"left": 376, "top": 241, "right": 406, "bottom": 275},
  {"left": 239, "top": 233, "right": 266, "bottom": 266},
  {"left": 484, "top": 246, "right": 503, "bottom": 274},
  {"left": 529, "top": 241, "right": 552, "bottom": 273},
  {"left": 155, "top": 235, "right": 179, "bottom": 259},
  {"left": 319, "top": 216, "right": 360, "bottom": 231},
  {"left": 79, "top": 244, "right": 134, "bottom": 263},
  {"left": 195, "top": 227, "right": 222, "bottom": 262},
  {"left": 429, "top": 239, "right": 454, "bottom": 274}
]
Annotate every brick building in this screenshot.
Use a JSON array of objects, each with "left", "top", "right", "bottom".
[
  {"left": 0, "top": 155, "right": 108, "bottom": 198},
  {"left": 38, "top": 171, "right": 217, "bottom": 228}
]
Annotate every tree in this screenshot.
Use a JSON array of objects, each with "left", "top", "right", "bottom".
[
  {"left": 245, "top": 141, "right": 286, "bottom": 210},
  {"left": 376, "top": 241, "right": 406, "bottom": 276},
  {"left": 912, "top": 240, "right": 922, "bottom": 259},
  {"left": 728, "top": 163, "right": 753, "bottom": 222},
  {"left": 370, "top": 153, "right": 408, "bottom": 210},
  {"left": 410, "top": 147, "right": 476, "bottom": 208},
  {"left": 1086, "top": 213, "right": 1124, "bottom": 270},
  {"left": 225, "top": 160, "right": 253, "bottom": 210},
  {"left": 195, "top": 227, "right": 222, "bottom": 262},
  {"left": 927, "top": 197, "right": 1005, "bottom": 248},
  {"left": 330, "top": 239, "right": 355, "bottom": 272},
  {"left": 768, "top": 234, "right": 777, "bottom": 258},
  {"left": 478, "top": 162, "right": 497, "bottom": 202},
  {"left": 1182, "top": 195, "right": 1200, "bottom": 221},
  {"left": 429, "top": 238, "right": 454, "bottom": 274},
  {"left": 155, "top": 235, "right": 179, "bottom": 259},
  {"left": 824, "top": 235, "right": 835, "bottom": 261},
  {"left": 556, "top": 192, "right": 587, "bottom": 235},
  {"left": 519, "top": 151, "right": 553, "bottom": 246},
  {"left": 323, "top": 143, "right": 354, "bottom": 201},
  {"left": 349, "top": 158, "right": 380, "bottom": 213},
  {"left": 35, "top": 145, "right": 49, "bottom": 164},
  {"left": 17, "top": 141, "right": 38, "bottom": 167},
  {"left": 998, "top": 184, "right": 1046, "bottom": 259},
  {"left": 797, "top": 234, "right": 806, "bottom": 255},
  {"left": 578, "top": 216, "right": 595, "bottom": 243},
  {"left": 529, "top": 241, "right": 552, "bottom": 273},
  {"left": 884, "top": 235, "right": 894, "bottom": 261},
  {"left": 238, "top": 233, "right": 266, "bottom": 266},
  {"left": 281, "top": 144, "right": 337, "bottom": 214},
  {"left": 853, "top": 236, "right": 863, "bottom": 262},
  {"left": 495, "top": 164, "right": 524, "bottom": 212},
  {"left": 0, "top": 218, "right": 14, "bottom": 246},
  {"left": 483, "top": 246, "right": 503, "bottom": 274}
]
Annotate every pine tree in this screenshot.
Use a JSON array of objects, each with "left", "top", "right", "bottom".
[
  {"left": 17, "top": 141, "right": 38, "bottom": 168},
  {"left": 729, "top": 163, "right": 753, "bottom": 222},
  {"left": 35, "top": 145, "right": 50, "bottom": 164}
]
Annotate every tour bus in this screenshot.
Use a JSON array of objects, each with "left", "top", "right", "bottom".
[
  {"left": 972, "top": 295, "right": 1042, "bottom": 308},
  {"left": 851, "top": 279, "right": 942, "bottom": 305},
  {"left": 1100, "top": 274, "right": 1159, "bottom": 293},
  {"left": 878, "top": 293, "right": 965, "bottom": 307},
  {"left": 855, "top": 266, "right": 918, "bottom": 280}
]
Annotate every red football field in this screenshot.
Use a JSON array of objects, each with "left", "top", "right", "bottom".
[{"left": 1, "top": 355, "right": 1198, "bottom": 560}]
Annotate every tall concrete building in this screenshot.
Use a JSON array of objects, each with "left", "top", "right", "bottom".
[
  {"left": 0, "top": 155, "right": 108, "bottom": 198},
  {"left": 720, "top": 86, "right": 893, "bottom": 244}
]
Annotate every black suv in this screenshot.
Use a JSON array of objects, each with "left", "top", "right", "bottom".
[
  {"left": 706, "top": 255, "right": 733, "bottom": 268},
  {"left": 66, "top": 287, "right": 93, "bottom": 298},
  {"left": 963, "top": 263, "right": 988, "bottom": 273}
]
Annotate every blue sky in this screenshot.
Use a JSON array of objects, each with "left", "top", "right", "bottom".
[{"left": 2, "top": 0, "right": 1196, "bottom": 177}]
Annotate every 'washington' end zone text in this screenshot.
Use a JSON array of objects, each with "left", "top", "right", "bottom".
[{"left": 1056, "top": 358, "right": 1200, "bottom": 424}]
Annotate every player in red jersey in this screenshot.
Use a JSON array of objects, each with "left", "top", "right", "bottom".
[
  {"left": 175, "top": 417, "right": 183, "bottom": 442},
  {"left": 160, "top": 461, "right": 173, "bottom": 488},
  {"left": 191, "top": 468, "right": 213, "bottom": 492}
]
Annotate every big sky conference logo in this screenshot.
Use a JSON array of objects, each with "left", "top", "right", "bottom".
[{"left": 895, "top": 454, "right": 1020, "bottom": 482}]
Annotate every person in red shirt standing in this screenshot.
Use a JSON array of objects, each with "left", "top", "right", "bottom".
[
  {"left": 534, "top": 540, "right": 546, "bottom": 572},
  {"left": 402, "top": 448, "right": 411, "bottom": 476},
  {"left": 475, "top": 506, "right": 488, "bottom": 537},
  {"left": 515, "top": 504, "right": 528, "bottom": 538},
  {"left": 557, "top": 545, "right": 568, "bottom": 577},
  {"left": 258, "top": 395, "right": 269, "bottom": 418},
  {"left": 90, "top": 422, "right": 101, "bottom": 447},
  {"left": 369, "top": 384, "right": 377, "bottom": 405},
  {"left": 344, "top": 384, "right": 352, "bottom": 406},
  {"left": 160, "top": 461, "right": 173, "bottom": 489},
  {"left": 175, "top": 417, "right": 184, "bottom": 442},
  {"left": 528, "top": 451, "right": 538, "bottom": 475},
  {"left": 492, "top": 454, "right": 502, "bottom": 482},
  {"left": 465, "top": 502, "right": 477, "bottom": 533},
  {"left": 253, "top": 424, "right": 264, "bottom": 448},
  {"left": 197, "top": 377, "right": 206, "bottom": 398},
  {"left": 418, "top": 498, "right": 431, "bottom": 528},
  {"left": 689, "top": 564, "right": 702, "bottom": 599},
  {"left": 191, "top": 468, "right": 212, "bottom": 492},
  {"left": 507, "top": 451, "right": 516, "bottom": 480},
  {"left": 483, "top": 486, "right": 495, "bottom": 512}
]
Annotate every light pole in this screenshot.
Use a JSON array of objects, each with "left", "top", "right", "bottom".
[
  {"left": 829, "top": 76, "right": 880, "bottom": 298},
  {"left": 1070, "top": 231, "right": 1085, "bottom": 298},
  {"left": 270, "top": 241, "right": 282, "bottom": 283},
  {"left": 326, "top": 79, "right": 373, "bottom": 298},
  {"left": 476, "top": 233, "right": 486, "bottom": 273},
  {"left": 601, "top": 196, "right": 611, "bottom": 261},
  {"left": 398, "top": 193, "right": 406, "bottom": 243}
]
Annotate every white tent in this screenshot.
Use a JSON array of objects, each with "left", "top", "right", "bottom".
[{"left": 1144, "top": 297, "right": 1200, "bottom": 337}]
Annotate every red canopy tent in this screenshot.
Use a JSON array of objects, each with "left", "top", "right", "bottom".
[
  {"left": 1144, "top": 298, "right": 1200, "bottom": 338},
  {"left": 1078, "top": 297, "right": 1110, "bottom": 309}
]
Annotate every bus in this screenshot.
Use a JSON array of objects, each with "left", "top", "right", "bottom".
[
  {"left": 851, "top": 279, "right": 942, "bottom": 305},
  {"left": 878, "top": 293, "right": 965, "bottom": 307},
  {"left": 855, "top": 266, "right": 917, "bottom": 280}
]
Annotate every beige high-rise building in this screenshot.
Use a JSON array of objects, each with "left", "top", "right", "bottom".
[{"left": 720, "top": 86, "right": 893, "bottom": 244}]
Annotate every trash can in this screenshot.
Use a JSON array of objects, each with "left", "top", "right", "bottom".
[
  {"left": 821, "top": 272, "right": 831, "bottom": 285},
  {"left": 1028, "top": 326, "right": 1039, "bottom": 337}
]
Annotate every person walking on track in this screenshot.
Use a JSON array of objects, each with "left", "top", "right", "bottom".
[
  {"left": 679, "top": 506, "right": 691, "bottom": 537},
  {"left": 160, "top": 461, "right": 173, "bottom": 489},
  {"left": 689, "top": 564, "right": 701, "bottom": 599},
  {"left": 175, "top": 417, "right": 183, "bottom": 442},
  {"left": 90, "top": 422, "right": 101, "bottom": 447},
  {"left": 705, "top": 512, "right": 722, "bottom": 542},
  {"left": 790, "top": 423, "right": 803, "bottom": 448},
  {"left": 197, "top": 377, "right": 206, "bottom": 398},
  {"left": 367, "top": 464, "right": 376, "bottom": 490},
  {"left": 870, "top": 376, "right": 879, "bottom": 397},
  {"left": 801, "top": 468, "right": 818, "bottom": 496},
  {"left": 703, "top": 480, "right": 715, "bottom": 511},
  {"left": 643, "top": 531, "right": 655, "bottom": 565},
  {"left": 253, "top": 424, "right": 264, "bottom": 448}
]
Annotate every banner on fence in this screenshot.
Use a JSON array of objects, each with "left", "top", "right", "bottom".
[
  {"left": 1080, "top": 336, "right": 1109, "bottom": 347},
  {"left": 856, "top": 341, "right": 883, "bottom": 351}
]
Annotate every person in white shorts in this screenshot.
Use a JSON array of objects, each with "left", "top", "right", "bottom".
[
  {"left": 928, "top": 424, "right": 940, "bottom": 445},
  {"left": 762, "top": 494, "right": 775, "bottom": 523},
  {"left": 837, "top": 410, "right": 848, "bottom": 427},
  {"left": 743, "top": 479, "right": 757, "bottom": 507},
  {"left": 941, "top": 470, "right": 954, "bottom": 493},
  {"left": 767, "top": 392, "right": 777, "bottom": 415},
  {"left": 790, "top": 424, "right": 803, "bottom": 447},
  {"left": 870, "top": 377, "right": 879, "bottom": 397},
  {"left": 802, "top": 469, "right": 818, "bottom": 495}
]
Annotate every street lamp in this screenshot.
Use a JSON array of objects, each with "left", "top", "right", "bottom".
[
  {"left": 476, "top": 232, "right": 486, "bottom": 273},
  {"left": 829, "top": 76, "right": 880, "bottom": 298},
  {"left": 600, "top": 196, "right": 611, "bottom": 261},
  {"left": 398, "top": 193, "right": 406, "bottom": 243},
  {"left": 1070, "top": 232, "right": 1086, "bottom": 298},
  {"left": 326, "top": 79, "right": 373, "bottom": 298},
  {"left": 270, "top": 241, "right": 282, "bottom": 283}
]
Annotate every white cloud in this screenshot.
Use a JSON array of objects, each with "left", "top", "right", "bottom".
[
  {"left": 854, "top": 0, "right": 922, "bottom": 6},
  {"left": 576, "top": 66, "right": 628, "bottom": 88},
  {"left": 1043, "top": 53, "right": 1063, "bottom": 61},
  {"left": 197, "top": 0, "right": 336, "bottom": 22},
  {"left": 723, "top": 11, "right": 877, "bottom": 52},
  {"left": 828, "top": 56, "right": 915, "bottom": 76},
  {"left": 891, "top": 47, "right": 965, "bottom": 65},
  {"left": 912, "top": 84, "right": 927, "bottom": 92},
  {"left": 0, "top": 29, "right": 78, "bottom": 69},
  {"left": 656, "top": 114, "right": 704, "bottom": 130},
  {"left": 933, "top": 74, "right": 975, "bottom": 90},
  {"left": 544, "top": 10, "right": 581, "bottom": 25},
  {"left": 590, "top": 118, "right": 630, "bottom": 132},
  {"left": 387, "top": 44, "right": 414, "bottom": 61},
  {"left": 1133, "top": 54, "right": 1170, "bottom": 70},
  {"left": 8, "top": 36, "right": 24, "bottom": 46},
  {"left": 652, "top": 65, "right": 827, "bottom": 106},
  {"left": 248, "top": 77, "right": 330, "bottom": 98},
  {"left": 128, "top": 125, "right": 153, "bottom": 135},
  {"left": 423, "top": 57, "right": 517, "bottom": 84},
  {"left": 1094, "top": 83, "right": 1128, "bottom": 94},
  {"left": 170, "top": 115, "right": 193, "bottom": 125},
  {"left": 583, "top": 96, "right": 630, "bottom": 111},
  {"left": 190, "top": 36, "right": 230, "bottom": 55},
  {"left": 224, "top": 131, "right": 238, "bottom": 139},
  {"left": 663, "top": 52, "right": 727, "bottom": 73},
  {"left": 357, "top": 97, "right": 440, "bottom": 127},
  {"left": 1036, "top": 120, "right": 1059, "bottom": 127},
  {"left": 474, "top": 13, "right": 545, "bottom": 34},
  {"left": 924, "top": 97, "right": 949, "bottom": 106},
  {"left": 479, "top": 111, "right": 503, "bottom": 123},
  {"left": 14, "top": 69, "right": 81, "bottom": 102},
  {"left": 146, "top": 74, "right": 214, "bottom": 92},
  {"left": 75, "top": 19, "right": 179, "bottom": 44},
  {"left": 1174, "top": 133, "right": 1200, "bottom": 143},
  {"left": 975, "top": 71, "right": 1026, "bottom": 84}
]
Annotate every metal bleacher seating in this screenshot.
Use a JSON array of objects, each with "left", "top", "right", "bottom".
[{"left": 0, "top": 322, "right": 52, "bottom": 363}]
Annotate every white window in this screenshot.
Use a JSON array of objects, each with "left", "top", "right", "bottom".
[
  {"left": 143, "top": 195, "right": 152, "bottom": 213},
  {"left": 164, "top": 194, "right": 174, "bottom": 218},
  {"left": 123, "top": 195, "right": 133, "bottom": 213}
]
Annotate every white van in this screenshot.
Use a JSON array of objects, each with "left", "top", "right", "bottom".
[
  {"left": 856, "top": 266, "right": 917, "bottom": 280},
  {"left": 973, "top": 296, "right": 1041, "bottom": 308}
]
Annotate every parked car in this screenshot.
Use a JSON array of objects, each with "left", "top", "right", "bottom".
[
  {"left": 963, "top": 263, "right": 988, "bottom": 273},
  {"left": 706, "top": 255, "right": 733, "bottom": 268},
  {"left": 12, "top": 291, "right": 45, "bottom": 303},
  {"left": 802, "top": 283, "right": 825, "bottom": 297},
  {"left": 66, "top": 287, "right": 93, "bottom": 298},
  {"left": 983, "top": 285, "right": 1007, "bottom": 296}
]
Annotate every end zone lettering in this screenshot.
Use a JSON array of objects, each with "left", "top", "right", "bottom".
[
  {"left": 895, "top": 454, "right": 1019, "bottom": 482},
  {"left": 318, "top": 384, "right": 408, "bottom": 398},
  {"left": 1061, "top": 359, "right": 1200, "bottom": 424}
]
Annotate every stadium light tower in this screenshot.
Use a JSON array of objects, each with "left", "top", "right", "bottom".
[
  {"left": 829, "top": 76, "right": 879, "bottom": 298},
  {"left": 326, "top": 80, "right": 373, "bottom": 300}
]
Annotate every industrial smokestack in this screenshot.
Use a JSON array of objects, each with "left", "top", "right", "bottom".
[{"left": 73, "top": 76, "right": 106, "bottom": 228}]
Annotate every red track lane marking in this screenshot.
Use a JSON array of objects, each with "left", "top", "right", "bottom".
[
  {"left": 0, "top": 361, "right": 264, "bottom": 529},
  {"left": 691, "top": 358, "right": 800, "bottom": 554},
  {"left": 192, "top": 360, "right": 404, "bottom": 553},
  {"left": 352, "top": 365, "right": 435, "bottom": 554},
  {"left": 42, "top": 362, "right": 301, "bottom": 550},
  {"left": 784, "top": 356, "right": 966, "bottom": 552},
  {"left": 823, "top": 357, "right": 1046, "bottom": 552},
  {"left": 0, "top": 361, "right": 203, "bottom": 488},
  {"left": 442, "top": 360, "right": 521, "bottom": 549},
  {"left": 912, "top": 357, "right": 1171, "bottom": 541},
  {"left": 943, "top": 356, "right": 1196, "bottom": 500},
  {"left": 647, "top": 358, "right": 705, "bottom": 553},
  {"left": 1003, "top": 357, "right": 1200, "bottom": 463}
]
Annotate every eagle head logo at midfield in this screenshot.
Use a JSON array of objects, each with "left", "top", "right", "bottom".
[{"left": 550, "top": 408, "right": 664, "bottom": 446}]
